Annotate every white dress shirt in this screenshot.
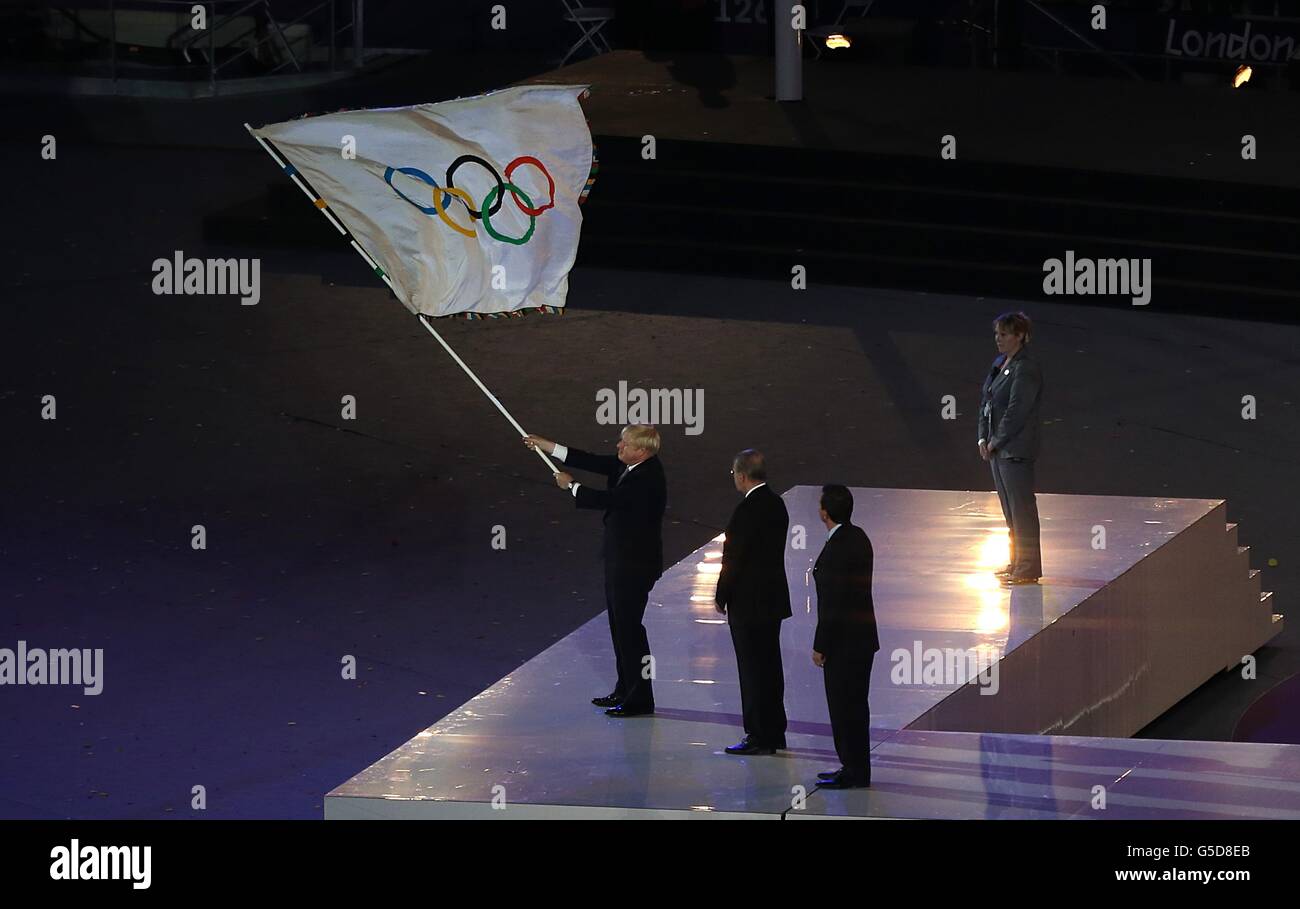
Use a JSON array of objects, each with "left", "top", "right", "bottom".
[{"left": 552, "top": 442, "right": 639, "bottom": 497}]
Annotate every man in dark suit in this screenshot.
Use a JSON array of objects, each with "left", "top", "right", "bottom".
[
  {"left": 977, "top": 311, "right": 1044, "bottom": 585},
  {"left": 525, "top": 426, "right": 666, "bottom": 716},
  {"left": 812, "top": 484, "right": 879, "bottom": 789},
  {"left": 715, "top": 450, "right": 791, "bottom": 755}
]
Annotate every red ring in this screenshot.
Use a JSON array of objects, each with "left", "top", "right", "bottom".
[{"left": 504, "top": 156, "right": 555, "bottom": 216}]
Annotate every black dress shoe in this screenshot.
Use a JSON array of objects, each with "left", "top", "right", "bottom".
[
  {"left": 605, "top": 704, "right": 654, "bottom": 717},
  {"left": 1001, "top": 575, "right": 1040, "bottom": 586},
  {"left": 724, "top": 739, "right": 776, "bottom": 755},
  {"left": 591, "top": 694, "right": 621, "bottom": 708},
  {"left": 818, "top": 770, "right": 871, "bottom": 789},
  {"left": 817, "top": 768, "right": 844, "bottom": 780}
]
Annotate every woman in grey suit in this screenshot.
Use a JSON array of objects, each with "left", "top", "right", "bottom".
[{"left": 978, "top": 311, "right": 1044, "bottom": 585}]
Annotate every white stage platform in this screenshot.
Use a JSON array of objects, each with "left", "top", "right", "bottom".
[{"left": 325, "top": 487, "right": 1289, "bottom": 820}]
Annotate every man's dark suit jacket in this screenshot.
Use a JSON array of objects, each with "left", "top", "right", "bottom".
[
  {"left": 564, "top": 448, "right": 666, "bottom": 581},
  {"left": 813, "top": 524, "right": 880, "bottom": 657},
  {"left": 977, "top": 347, "right": 1044, "bottom": 460},
  {"left": 715, "top": 484, "right": 792, "bottom": 623}
]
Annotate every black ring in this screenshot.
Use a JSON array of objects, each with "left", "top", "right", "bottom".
[{"left": 445, "top": 155, "right": 504, "bottom": 221}]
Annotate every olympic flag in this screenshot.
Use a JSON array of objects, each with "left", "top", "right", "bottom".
[{"left": 248, "top": 84, "right": 594, "bottom": 318}]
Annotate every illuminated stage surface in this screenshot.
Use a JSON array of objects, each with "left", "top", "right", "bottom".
[{"left": 326, "top": 488, "right": 1291, "bottom": 819}]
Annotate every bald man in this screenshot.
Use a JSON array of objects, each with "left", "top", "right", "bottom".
[{"left": 716, "top": 449, "right": 791, "bottom": 755}]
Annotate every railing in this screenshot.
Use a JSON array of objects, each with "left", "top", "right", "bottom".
[
  {"left": 994, "top": 0, "right": 1300, "bottom": 84},
  {"left": 1016, "top": 0, "right": 1142, "bottom": 79},
  {"left": 800, "top": 0, "right": 1300, "bottom": 80},
  {"left": 8, "top": 0, "right": 367, "bottom": 92}
]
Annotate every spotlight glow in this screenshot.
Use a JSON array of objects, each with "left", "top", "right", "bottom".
[{"left": 978, "top": 530, "right": 1011, "bottom": 569}]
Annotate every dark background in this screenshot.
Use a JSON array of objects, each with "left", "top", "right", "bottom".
[{"left": 1, "top": 0, "right": 1297, "bottom": 818}]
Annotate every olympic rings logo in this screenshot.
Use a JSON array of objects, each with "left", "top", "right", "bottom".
[{"left": 383, "top": 154, "right": 556, "bottom": 246}]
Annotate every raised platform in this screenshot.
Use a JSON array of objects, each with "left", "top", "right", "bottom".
[{"left": 325, "top": 487, "right": 1287, "bottom": 819}]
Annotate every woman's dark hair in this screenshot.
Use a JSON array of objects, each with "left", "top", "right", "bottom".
[{"left": 992, "top": 311, "right": 1032, "bottom": 343}]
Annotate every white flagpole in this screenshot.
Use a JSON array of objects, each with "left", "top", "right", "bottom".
[
  {"left": 415, "top": 314, "right": 559, "bottom": 474},
  {"left": 243, "top": 123, "right": 560, "bottom": 476}
]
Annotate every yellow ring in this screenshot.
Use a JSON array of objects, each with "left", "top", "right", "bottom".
[{"left": 432, "top": 185, "right": 476, "bottom": 238}]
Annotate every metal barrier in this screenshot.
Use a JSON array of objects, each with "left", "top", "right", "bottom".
[
  {"left": 9, "top": 0, "right": 366, "bottom": 93},
  {"left": 995, "top": 0, "right": 1300, "bottom": 84},
  {"left": 1016, "top": 0, "right": 1142, "bottom": 79}
]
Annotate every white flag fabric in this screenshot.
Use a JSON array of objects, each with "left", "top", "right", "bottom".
[{"left": 251, "top": 84, "right": 593, "bottom": 317}]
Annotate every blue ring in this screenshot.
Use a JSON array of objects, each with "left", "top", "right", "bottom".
[{"left": 384, "top": 166, "right": 453, "bottom": 215}]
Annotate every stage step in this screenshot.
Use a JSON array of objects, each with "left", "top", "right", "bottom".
[
  {"left": 201, "top": 136, "right": 1300, "bottom": 320},
  {"left": 575, "top": 137, "right": 1300, "bottom": 321},
  {"left": 915, "top": 497, "right": 1282, "bottom": 735}
]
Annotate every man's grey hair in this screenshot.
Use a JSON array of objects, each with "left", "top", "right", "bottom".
[{"left": 732, "top": 449, "right": 767, "bottom": 481}]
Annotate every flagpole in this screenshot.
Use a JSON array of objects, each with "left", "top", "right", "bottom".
[
  {"left": 243, "top": 123, "right": 560, "bottom": 476},
  {"left": 415, "top": 314, "right": 559, "bottom": 474}
]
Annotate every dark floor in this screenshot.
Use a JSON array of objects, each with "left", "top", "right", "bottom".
[{"left": 2, "top": 54, "right": 1298, "bottom": 819}]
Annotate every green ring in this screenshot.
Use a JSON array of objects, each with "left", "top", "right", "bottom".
[{"left": 481, "top": 182, "right": 536, "bottom": 245}]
